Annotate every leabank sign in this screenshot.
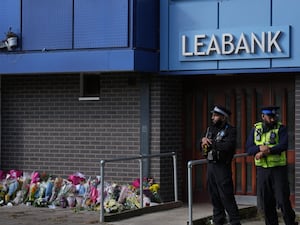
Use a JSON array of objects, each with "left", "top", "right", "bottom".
[{"left": 179, "top": 26, "right": 290, "bottom": 61}]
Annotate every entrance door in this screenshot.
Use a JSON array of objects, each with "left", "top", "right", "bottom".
[{"left": 182, "top": 74, "right": 295, "bottom": 205}]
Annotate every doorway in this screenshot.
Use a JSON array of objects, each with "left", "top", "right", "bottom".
[{"left": 182, "top": 74, "right": 295, "bottom": 205}]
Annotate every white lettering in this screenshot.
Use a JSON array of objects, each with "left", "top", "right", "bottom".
[
  {"left": 181, "top": 28, "right": 286, "bottom": 59},
  {"left": 251, "top": 32, "right": 265, "bottom": 53},
  {"left": 234, "top": 33, "right": 250, "bottom": 54},
  {"left": 206, "top": 34, "right": 221, "bottom": 55},
  {"left": 194, "top": 34, "right": 206, "bottom": 56},
  {"left": 182, "top": 35, "right": 193, "bottom": 56},
  {"left": 222, "top": 33, "right": 234, "bottom": 55},
  {"left": 268, "top": 31, "right": 282, "bottom": 52}
]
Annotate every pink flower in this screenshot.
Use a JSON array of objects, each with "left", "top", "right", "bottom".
[
  {"left": 132, "top": 178, "right": 140, "bottom": 188},
  {"left": 30, "top": 171, "right": 40, "bottom": 184},
  {"left": 9, "top": 170, "right": 22, "bottom": 179},
  {"left": 68, "top": 172, "right": 85, "bottom": 185},
  {"left": 90, "top": 186, "right": 98, "bottom": 204}
]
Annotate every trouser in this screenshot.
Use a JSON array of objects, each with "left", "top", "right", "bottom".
[
  {"left": 257, "top": 166, "right": 296, "bottom": 225},
  {"left": 207, "top": 162, "right": 241, "bottom": 225}
]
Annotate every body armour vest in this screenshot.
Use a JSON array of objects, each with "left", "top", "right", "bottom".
[{"left": 253, "top": 122, "right": 286, "bottom": 168}]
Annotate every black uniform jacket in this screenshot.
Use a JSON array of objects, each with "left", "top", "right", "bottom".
[{"left": 202, "top": 123, "right": 237, "bottom": 163}]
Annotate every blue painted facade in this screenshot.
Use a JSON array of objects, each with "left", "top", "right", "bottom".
[
  {"left": 159, "top": 0, "right": 300, "bottom": 211},
  {"left": 0, "top": 0, "right": 159, "bottom": 74},
  {"left": 160, "top": 0, "right": 300, "bottom": 74}
]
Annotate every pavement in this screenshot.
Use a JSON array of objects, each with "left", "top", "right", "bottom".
[{"left": 0, "top": 202, "right": 282, "bottom": 225}]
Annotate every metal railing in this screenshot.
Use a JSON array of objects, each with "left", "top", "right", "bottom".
[
  {"left": 187, "top": 153, "right": 249, "bottom": 225},
  {"left": 99, "top": 151, "right": 178, "bottom": 223}
]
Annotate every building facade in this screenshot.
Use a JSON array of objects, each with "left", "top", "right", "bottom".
[
  {"left": 160, "top": 0, "right": 300, "bottom": 211},
  {"left": 1, "top": 0, "right": 300, "bottom": 210},
  {"left": 0, "top": 0, "right": 183, "bottom": 202}
]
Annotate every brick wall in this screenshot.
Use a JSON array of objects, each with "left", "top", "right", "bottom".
[
  {"left": 1, "top": 74, "right": 141, "bottom": 182},
  {"left": 149, "top": 76, "right": 183, "bottom": 201},
  {"left": 0, "top": 74, "right": 184, "bottom": 202}
]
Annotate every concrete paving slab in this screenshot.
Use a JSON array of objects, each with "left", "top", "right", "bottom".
[
  {"left": 5, "top": 203, "right": 292, "bottom": 225},
  {"left": 0, "top": 203, "right": 265, "bottom": 225}
]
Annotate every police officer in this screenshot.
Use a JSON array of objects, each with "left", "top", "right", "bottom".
[
  {"left": 246, "top": 106, "right": 298, "bottom": 225},
  {"left": 201, "top": 105, "right": 241, "bottom": 225}
]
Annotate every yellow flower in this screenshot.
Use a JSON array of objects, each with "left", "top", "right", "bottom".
[
  {"left": 29, "top": 183, "right": 38, "bottom": 201},
  {"left": 108, "top": 199, "right": 117, "bottom": 207},
  {"left": 149, "top": 184, "right": 159, "bottom": 193}
]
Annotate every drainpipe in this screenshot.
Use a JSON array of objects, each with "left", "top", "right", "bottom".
[{"left": 140, "top": 76, "right": 150, "bottom": 178}]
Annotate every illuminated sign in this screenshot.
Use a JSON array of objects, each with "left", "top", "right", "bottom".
[{"left": 179, "top": 26, "right": 290, "bottom": 61}]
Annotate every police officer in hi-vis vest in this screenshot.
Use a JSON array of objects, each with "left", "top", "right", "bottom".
[
  {"left": 201, "top": 105, "right": 241, "bottom": 225},
  {"left": 246, "top": 106, "right": 298, "bottom": 225}
]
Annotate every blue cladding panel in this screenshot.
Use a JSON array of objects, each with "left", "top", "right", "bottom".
[
  {"left": 218, "top": 0, "right": 271, "bottom": 69},
  {"left": 22, "top": 0, "right": 73, "bottom": 50},
  {"left": 0, "top": 0, "right": 21, "bottom": 40},
  {"left": 0, "top": 50, "right": 135, "bottom": 74},
  {"left": 272, "top": 0, "right": 300, "bottom": 67},
  {"left": 0, "top": 0, "right": 158, "bottom": 74},
  {"left": 219, "top": 0, "right": 270, "bottom": 28},
  {"left": 168, "top": 0, "right": 218, "bottom": 71},
  {"left": 162, "top": 0, "right": 300, "bottom": 73},
  {"left": 135, "top": 0, "right": 159, "bottom": 50},
  {"left": 74, "top": 0, "right": 128, "bottom": 48}
]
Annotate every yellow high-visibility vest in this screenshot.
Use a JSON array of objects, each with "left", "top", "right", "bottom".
[{"left": 253, "top": 122, "right": 286, "bottom": 168}]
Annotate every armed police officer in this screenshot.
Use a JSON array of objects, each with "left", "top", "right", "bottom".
[
  {"left": 201, "top": 105, "right": 241, "bottom": 225},
  {"left": 246, "top": 106, "right": 297, "bottom": 225}
]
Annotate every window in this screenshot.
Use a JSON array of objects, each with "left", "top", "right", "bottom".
[{"left": 79, "top": 74, "right": 100, "bottom": 101}]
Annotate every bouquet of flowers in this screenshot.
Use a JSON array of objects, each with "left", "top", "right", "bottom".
[
  {"left": 5, "top": 179, "right": 19, "bottom": 203},
  {"left": 28, "top": 172, "right": 40, "bottom": 202},
  {"left": 4, "top": 170, "right": 23, "bottom": 203},
  {"left": 104, "top": 198, "right": 123, "bottom": 213},
  {"left": 123, "top": 189, "right": 140, "bottom": 210},
  {"left": 0, "top": 169, "right": 163, "bottom": 214},
  {"left": 49, "top": 177, "right": 63, "bottom": 203},
  {"left": 88, "top": 176, "right": 102, "bottom": 207},
  {"left": 131, "top": 177, "right": 161, "bottom": 204},
  {"left": 54, "top": 179, "right": 75, "bottom": 207},
  {"left": 33, "top": 173, "right": 51, "bottom": 207},
  {"left": 103, "top": 182, "right": 124, "bottom": 212},
  {"left": 12, "top": 172, "right": 30, "bottom": 205},
  {"left": 66, "top": 172, "right": 87, "bottom": 208}
]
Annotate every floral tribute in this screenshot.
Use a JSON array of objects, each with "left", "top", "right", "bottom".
[{"left": 0, "top": 170, "right": 161, "bottom": 214}]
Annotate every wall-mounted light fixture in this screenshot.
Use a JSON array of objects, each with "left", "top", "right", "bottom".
[{"left": 0, "top": 27, "right": 18, "bottom": 51}]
